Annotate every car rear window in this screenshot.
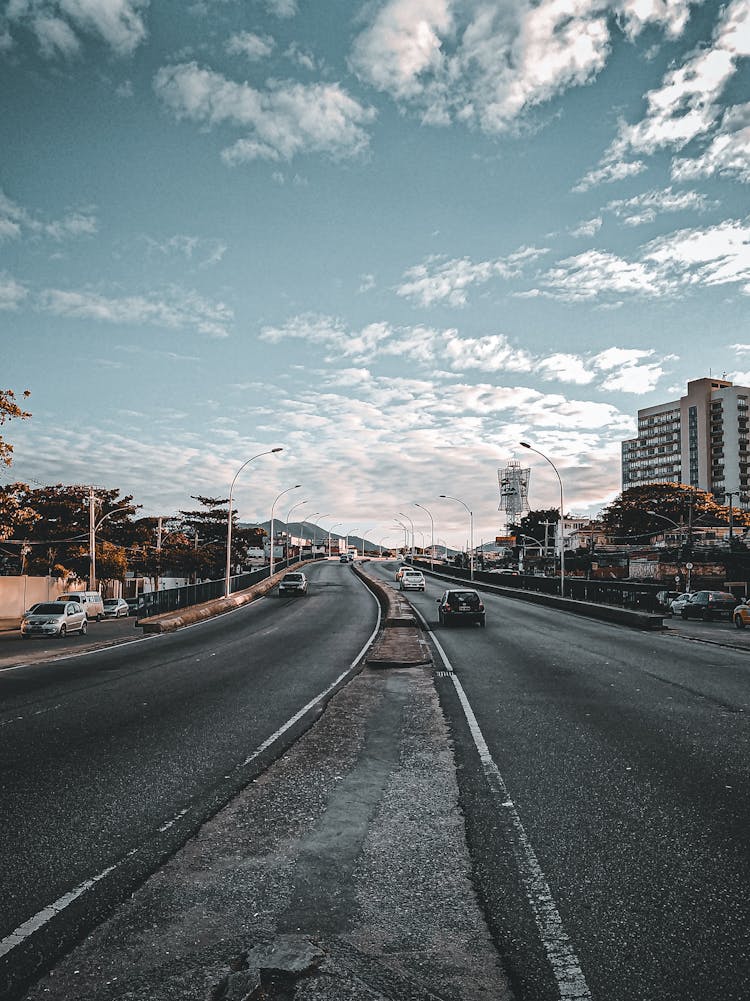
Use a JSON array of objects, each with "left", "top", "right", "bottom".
[
  {"left": 448, "top": 591, "right": 480, "bottom": 606},
  {"left": 285, "top": 574, "right": 303, "bottom": 581}
]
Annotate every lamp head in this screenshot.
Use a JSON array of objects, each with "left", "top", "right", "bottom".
[
  {"left": 520, "top": 441, "right": 531, "bottom": 449},
  {"left": 439, "top": 494, "right": 446, "bottom": 498},
  {"left": 271, "top": 447, "right": 283, "bottom": 453}
]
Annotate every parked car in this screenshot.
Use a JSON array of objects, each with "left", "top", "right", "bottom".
[
  {"left": 21, "top": 601, "right": 88, "bottom": 639},
  {"left": 400, "top": 570, "right": 425, "bottom": 591},
  {"left": 732, "top": 601, "right": 750, "bottom": 628},
  {"left": 103, "top": 597, "right": 129, "bottom": 618},
  {"left": 55, "top": 591, "right": 105, "bottom": 621},
  {"left": 680, "top": 590, "right": 739, "bottom": 621},
  {"left": 668, "top": 592, "right": 693, "bottom": 617},
  {"left": 125, "top": 597, "right": 140, "bottom": 616},
  {"left": 278, "top": 571, "right": 308, "bottom": 596},
  {"left": 436, "top": 589, "right": 486, "bottom": 627}
]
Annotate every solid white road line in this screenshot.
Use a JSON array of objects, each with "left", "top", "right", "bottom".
[{"left": 421, "top": 614, "right": 593, "bottom": 1001}]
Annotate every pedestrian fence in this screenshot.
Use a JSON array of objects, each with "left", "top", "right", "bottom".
[{"left": 135, "top": 555, "right": 315, "bottom": 620}]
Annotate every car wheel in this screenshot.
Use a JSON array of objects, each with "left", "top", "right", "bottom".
[
  {"left": 681, "top": 610, "right": 688, "bottom": 620},
  {"left": 21, "top": 634, "right": 30, "bottom": 640},
  {"left": 59, "top": 625, "right": 67, "bottom": 638},
  {"left": 480, "top": 619, "right": 486, "bottom": 628},
  {"left": 80, "top": 620, "right": 88, "bottom": 635},
  {"left": 701, "top": 609, "right": 709, "bottom": 622},
  {"left": 735, "top": 615, "right": 745, "bottom": 629}
]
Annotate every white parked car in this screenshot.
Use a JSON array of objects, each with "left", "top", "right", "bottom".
[
  {"left": 21, "top": 601, "right": 88, "bottom": 639},
  {"left": 400, "top": 570, "right": 425, "bottom": 591},
  {"left": 668, "top": 592, "right": 693, "bottom": 617},
  {"left": 103, "top": 597, "right": 129, "bottom": 618}
]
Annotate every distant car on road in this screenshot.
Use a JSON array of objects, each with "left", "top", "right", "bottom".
[
  {"left": 339, "top": 554, "right": 349, "bottom": 564},
  {"left": 394, "top": 565, "right": 410, "bottom": 581},
  {"left": 436, "top": 589, "right": 485, "bottom": 627},
  {"left": 21, "top": 601, "right": 88, "bottom": 639},
  {"left": 103, "top": 597, "right": 129, "bottom": 618},
  {"left": 278, "top": 571, "right": 308, "bottom": 596},
  {"left": 400, "top": 570, "right": 425, "bottom": 591},
  {"left": 680, "top": 590, "right": 739, "bottom": 621}
]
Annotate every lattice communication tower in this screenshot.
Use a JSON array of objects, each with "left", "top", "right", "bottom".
[{"left": 498, "top": 460, "right": 530, "bottom": 531}]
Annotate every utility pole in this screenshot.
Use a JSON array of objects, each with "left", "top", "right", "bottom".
[
  {"left": 725, "top": 491, "right": 738, "bottom": 543},
  {"left": 89, "top": 486, "right": 97, "bottom": 590},
  {"left": 156, "top": 516, "right": 163, "bottom": 592}
]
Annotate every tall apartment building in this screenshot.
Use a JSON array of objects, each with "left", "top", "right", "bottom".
[{"left": 621, "top": 377, "right": 750, "bottom": 502}]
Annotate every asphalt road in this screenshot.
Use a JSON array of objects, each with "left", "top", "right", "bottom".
[
  {"left": 372, "top": 563, "right": 750, "bottom": 1001},
  {"left": 0, "top": 560, "right": 378, "bottom": 995}
]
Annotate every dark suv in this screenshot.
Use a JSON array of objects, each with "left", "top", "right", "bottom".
[
  {"left": 680, "top": 590, "right": 739, "bottom": 621},
  {"left": 437, "top": 589, "right": 486, "bottom": 627}
]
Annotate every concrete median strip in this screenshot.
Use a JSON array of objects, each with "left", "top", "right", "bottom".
[{"left": 353, "top": 564, "right": 432, "bottom": 669}]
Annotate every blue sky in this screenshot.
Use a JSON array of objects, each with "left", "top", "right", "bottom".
[{"left": 2, "top": 0, "right": 750, "bottom": 549}]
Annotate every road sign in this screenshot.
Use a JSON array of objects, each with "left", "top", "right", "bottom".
[
  {"left": 675, "top": 575, "right": 681, "bottom": 583},
  {"left": 685, "top": 562, "right": 693, "bottom": 569}
]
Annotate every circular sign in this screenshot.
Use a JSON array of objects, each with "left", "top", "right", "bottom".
[
  {"left": 675, "top": 575, "right": 681, "bottom": 583},
  {"left": 685, "top": 562, "right": 694, "bottom": 569}
]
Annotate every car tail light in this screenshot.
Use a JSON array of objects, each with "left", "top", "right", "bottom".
[{"left": 478, "top": 603, "right": 484, "bottom": 611}]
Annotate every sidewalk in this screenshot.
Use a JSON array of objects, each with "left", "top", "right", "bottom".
[{"left": 21, "top": 663, "right": 514, "bottom": 1001}]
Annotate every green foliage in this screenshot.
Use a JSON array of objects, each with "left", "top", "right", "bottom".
[{"left": 509, "top": 508, "right": 559, "bottom": 547}]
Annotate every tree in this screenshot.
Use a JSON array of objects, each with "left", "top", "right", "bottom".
[
  {"left": 509, "top": 508, "right": 560, "bottom": 549},
  {"left": 600, "top": 483, "right": 747, "bottom": 542},
  {"left": 0, "top": 388, "right": 31, "bottom": 467}
]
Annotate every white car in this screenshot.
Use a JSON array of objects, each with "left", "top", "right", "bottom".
[
  {"left": 21, "top": 601, "right": 88, "bottom": 639},
  {"left": 278, "top": 571, "right": 308, "bottom": 596},
  {"left": 668, "top": 592, "right": 692, "bottom": 617},
  {"left": 400, "top": 571, "right": 425, "bottom": 591},
  {"left": 103, "top": 597, "right": 129, "bottom": 618}
]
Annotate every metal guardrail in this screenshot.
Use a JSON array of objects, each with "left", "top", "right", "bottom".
[
  {"left": 134, "top": 555, "right": 314, "bottom": 620},
  {"left": 412, "top": 561, "right": 669, "bottom": 612}
]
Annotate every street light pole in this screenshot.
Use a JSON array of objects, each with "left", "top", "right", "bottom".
[
  {"left": 285, "top": 499, "right": 309, "bottom": 561},
  {"left": 394, "top": 519, "right": 409, "bottom": 555},
  {"left": 90, "top": 505, "right": 131, "bottom": 591},
  {"left": 414, "top": 502, "right": 435, "bottom": 570},
  {"left": 439, "top": 494, "right": 474, "bottom": 581},
  {"left": 520, "top": 442, "right": 565, "bottom": 598},
  {"left": 398, "top": 511, "right": 415, "bottom": 559},
  {"left": 270, "top": 485, "right": 301, "bottom": 578},
  {"left": 225, "top": 447, "right": 283, "bottom": 598},
  {"left": 326, "top": 522, "right": 341, "bottom": 558}
]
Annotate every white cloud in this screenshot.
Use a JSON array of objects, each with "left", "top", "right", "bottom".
[
  {"left": 226, "top": 31, "right": 274, "bottom": 61},
  {"left": 672, "top": 102, "right": 750, "bottom": 184},
  {"left": 350, "top": 0, "right": 694, "bottom": 135},
  {"left": 4, "top": 0, "right": 148, "bottom": 58},
  {"left": 573, "top": 158, "right": 645, "bottom": 192},
  {"left": 153, "top": 62, "right": 375, "bottom": 163},
  {"left": 39, "top": 286, "right": 233, "bottom": 337},
  {"left": 604, "top": 186, "right": 712, "bottom": 226},
  {"left": 0, "top": 272, "right": 28, "bottom": 310},
  {"left": 0, "top": 189, "right": 97, "bottom": 241},
  {"left": 569, "top": 217, "right": 602, "bottom": 238},
  {"left": 396, "top": 246, "right": 548, "bottom": 306},
  {"left": 260, "top": 0, "right": 297, "bottom": 16},
  {"left": 259, "top": 311, "right": 669, "bottom": 393},
  {"left": 584, "top": 0, "right": 750, "bottom": 187},
  {"left": 534, "top": 218, "right": 750, "bottom": 300},
  {"left": 144, "top": 233, "right": 227, "bottom": 267}
]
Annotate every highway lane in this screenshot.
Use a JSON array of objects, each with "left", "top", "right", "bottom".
[
  {"left": 373, "top": 562, "right": 750, "bottom": 1001},
  {"left": 0, "top": 560, "right": 377, "bottom": 989}
]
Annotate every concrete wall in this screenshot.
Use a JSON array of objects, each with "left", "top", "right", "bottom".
[{"left": 0, "top": 576, "right": 71, "bottom": 628}]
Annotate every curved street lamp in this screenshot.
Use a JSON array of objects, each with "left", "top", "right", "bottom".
[
  {"left": 520, "top": 441, "right": 565, "bottom": 597},
  {"left": 285, "top": 499, "right": 309, "bottom": 561},
  {"left": 414, "top": 501, "right": 435, "bottom": 570},
  {"left": 439, "top": 494, "right": 474, "bottom": 580},
  {"left": 225, "top": 447, "right": 283, "bottom": 598},
  {"left": 394, "top": 519, "right": 409, "bottom": 555},
  {"left": 270, "top": 485, "right": 301, "bottom": 577},
  {"left": 90, "top": 505, "right": 131, "bottom": 591},
  {"left": 398, "top": 511, "right": 415, "bottom": 558}
]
